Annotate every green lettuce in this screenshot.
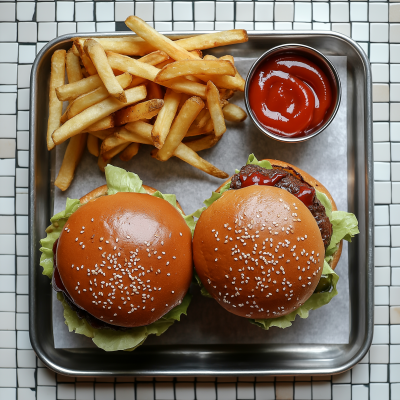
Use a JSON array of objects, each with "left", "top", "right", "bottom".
[
  {"left": 39, "top": 198, "right": 81, "bottom": 279},
  {"left": 194, "top": 154, "right": 359, "bottom": 330},
  {"left": 40, "top": 165, "right": 193, "bottom": 351},
  {"left": 57, "top": 291, "right": 192, "bottom": 352}
]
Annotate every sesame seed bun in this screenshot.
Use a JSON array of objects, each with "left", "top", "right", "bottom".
[
  {"left": 193, "top": 185, "right": 325, "bottom": 319},
  {"left": 217, "top": 159, "right": 342, "bottom": 270},
  {"left": 56, "top": 192, "right": 193, "bottom": 328}
]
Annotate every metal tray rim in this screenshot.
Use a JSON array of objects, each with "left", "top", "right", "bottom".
[{"left": 29, "top": 30, "right": 374, "bottom": 376}]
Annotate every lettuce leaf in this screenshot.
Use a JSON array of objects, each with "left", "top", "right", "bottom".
[
  {"left": 246, "top": 153, "right": 273, "bottom": 170},
  {"left": 57, "top": 291, "right": 192, "bottom": 352},
  {"left": 193, "top": 154, "right": 359, "bottom": 330},
  {"left": 39, "top": 199, "right": 81, "bottom": 279},
  {"left": 105, "top": 165, "right": 147, "bottom": 195},
  {"left": 326, "top": 211, "right": 360, "bottom": 259},
  {"left": 40, "top": 165, "right": 193, "bottom": 351}
]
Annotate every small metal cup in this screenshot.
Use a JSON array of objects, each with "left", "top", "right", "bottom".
[{"left": 244, "top": 44, "right": 341, "bottom": 143}]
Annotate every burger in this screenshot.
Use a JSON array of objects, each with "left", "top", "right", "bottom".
[
  {"left": 193, "top": 154, "right": 359, "bottom": 329},
  {"left": 40, "top": 165, "right": 194, "bottom": 351}
]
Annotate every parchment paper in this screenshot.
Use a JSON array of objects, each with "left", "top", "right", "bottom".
[{"left": 53, "top": 56, "right": 348, "bottom": 348}]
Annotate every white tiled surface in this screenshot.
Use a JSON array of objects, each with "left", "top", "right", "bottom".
[{"left": 1, "top": 1, "right": 399, "bottom": 399}]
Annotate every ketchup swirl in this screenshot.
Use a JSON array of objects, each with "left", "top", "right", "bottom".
[
  {"left": 249, "top": 55, "right": 332, "bottom": 137},
  {"left": 238, "top": 169, "right": 315, "bottom": 207}
]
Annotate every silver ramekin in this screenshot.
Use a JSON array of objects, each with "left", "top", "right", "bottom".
[{"left": 244, "top": 44, "right": 342, "bottom": 143}]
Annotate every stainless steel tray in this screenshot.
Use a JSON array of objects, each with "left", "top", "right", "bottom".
[{"left": 29, "top": 31, "right": 373, "bottom": 376}]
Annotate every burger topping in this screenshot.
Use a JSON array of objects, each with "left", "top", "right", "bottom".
[{"left": 230, "top": 164, "right": 332, "bottom": 248}]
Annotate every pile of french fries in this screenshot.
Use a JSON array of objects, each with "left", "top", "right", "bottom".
[{"left": 47, "top": 16, "right": 248, "bottom": 191}]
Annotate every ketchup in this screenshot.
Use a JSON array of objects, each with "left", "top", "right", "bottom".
[
  {"left": 240, "top": 171, "right": 286, "bottom": 188},
  {"left": 239, "top": 170, "right": 315, "bottom": 207},
  {"left": 249, "top": 55, "right": 332, "bottom": 137}
]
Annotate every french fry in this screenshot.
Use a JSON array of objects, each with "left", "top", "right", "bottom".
[
  {"left": 151, "top": 88, "right": 181, "bottom": 149},
  {"left": 87, "top": 134, "right": 99, "bottom": 157},
  {"left": 107, "top": 51, "right": 207, "bottom": 98},
  {"left": 81, "top": 67, "right": 89, "bottom": 78},
  {"left": 98, "top": 153, "right": 110, "bottom": 172},
  {"left": 206, "top": 81, "right": 226, "bottom": 137},
  {"left": 85, "top": 115, "right": 115, "bottom": 132},
  {"left": 119, "top": 142, "right": 140, "bottom": 161},
  {"left": 125, "top": 16, "right": 199, "bottom": 61},
  {"left": 194, "top": 109, "right": 211, "bottom": 129},
  {"left": 171, "top": 142, "right": 228, "bottom": 179},
  {"left": 146, "top": 81, "right": 164, "bottom": 100},
  {"left": 56, "top": 74, "right": 104, "bottom": 102},
  {"left": 80, "top": 36, "right": 156, "bottom": 57},
  {"left": 52, "top": 85, "right": 147, "bottom": 145},
  {"left": 177, "top": 93, "right": 191, "bottom": 112},
  {"left": 67, "top": 73, "right": 132, "bottom": 120},
  {"left": 175, "top": 30, "right": 248, "bottom": 52},
  {"left": 222, "top": 103, "right": 247, "bottom": 122},
  {"left": 155, "top": 60, "right": 235, "bottom": 83},
  {"left": 199, "top": 73, "right": 245, "bottom": 91},
  {"left": 186, "top": 117, "right": 214, "bottom": 137},
  {"left": 154, "top": 58, "right": 175, "bottom": 70},
  {"left": 102, "top": 142, "right": 130, "bottom": 161},
  {"left": 84, "top": 39, "right": 127, "bottom": 103},
  {"left": 115, "top": 119, "right": 227, "bottom": 178},
  {"left": 185, "top": 75, "right": 203, "bottom": 84},
  {"left": 197, "top": 55, "right": 245, "bottom": 91},
  {"left": 58, "top": 52, "right": 168, "bottom": 101},
  {"left": 115, "top": 99, "right": 164, "bottom": 126},
  {"left": 112, "top": 68, "right": 124, "bottom": 76},
  {"left": 190, "top": 49, "right": 203, "bottom": 58},
  {"left": 74, "top": 30, "right": 247, "bottom": 57},
  {"left": 89, "top": 128, "right": 115, "bottom": 140},
  {"left": 66, "top": 49, "right": 83, "bottom": 83},
  {"left": 155, "top": 96, "right": 204, "bottom": 161},
  {"left": 116, "top": 124, "right": 154, "bottom": 145},
  {"left": 47, "top": 49, "right": 66, "bottom": 150},
  {"left": 220, "top": 55, "right": 246, "bottom": 91},
  {"left": 126, "top": 51, "right": 170, "bottom": 89},
  {"left": 219, "top": 88, "right": 235, "bottom": 100},
  {"left": 81, "top": 52, "right": 97, "bottom": 75},
  {"left": 220, "top": 98, "right": 229, "bottom": 108},
  {"left": 101, "top": 134, "right": 128, "bottom": 154},
  {"left": 60, "top": 104, "right": 70, "bottom": 124},
  {"left": 120, "top": 121, "right": 228, "bottom": 178},
  {"left": 139, "top": 50, "right": 170, "bottom": 66},
  {"left": 184, "top": 135, "right": 221, "bottom": 152},
  {"left": 74, "top": 39, "right": 97, "bottom": 76},
  {"left": 54, "top": 133, "right": 87, "bottom": 191},
  {"left": 71, "top": 44, "right": 80, "bottom": 58},
  {"left": 107, "top": 51, "right": 161, "bottom": 81}
]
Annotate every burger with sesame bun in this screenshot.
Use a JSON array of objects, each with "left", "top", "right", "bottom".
[
  {"left": 40, "top": 166, "right": 195, "bottom": 351},
  {"left": 193, "top": 154, "right": 359, "bottom": 329}
]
